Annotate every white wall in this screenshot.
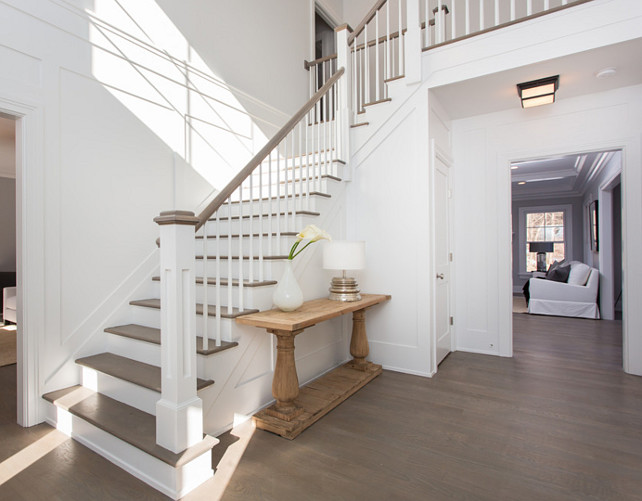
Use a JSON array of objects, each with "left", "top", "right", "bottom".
[
  {"left": 452, "top": 85, "right": 642, "bottom": 376},
  {"left": 342, "top": 0, "right": 376, "bottom": 28},
  {"left": 347, "top": 86, "right": 434, "bottom": 376},
  {"left": 0, "top": 177, "right": 16, "bottom": 272}
]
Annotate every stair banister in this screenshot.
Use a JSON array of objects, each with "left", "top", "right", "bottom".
[{"left": 194, "top": 67, "right": 345, "bottom": 231}]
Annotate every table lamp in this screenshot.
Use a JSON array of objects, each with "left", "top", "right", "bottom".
[
  {"left": 528, "top": 241, "right": 554, "bottom": 272},
  {"left": 322, "top": 241, "right": 365, "bottom": 302}
]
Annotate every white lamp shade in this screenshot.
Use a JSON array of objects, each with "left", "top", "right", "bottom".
[{"left": 323, "top": 241, "right": 366, "bottom": 270}]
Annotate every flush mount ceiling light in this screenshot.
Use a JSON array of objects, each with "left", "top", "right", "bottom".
[
  {"left": 516, "top": 75, "right": 559, "bottom": 109},
  {"left": 596, "top": 67, "right": 617, "bottom": 79}
]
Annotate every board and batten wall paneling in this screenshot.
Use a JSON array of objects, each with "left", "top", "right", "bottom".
[
  {"left": 348, "top": 93, "right": 432, "bottom": 376},
  {"left": 452, "top": 85, "right": 642, "bottom": 375}
]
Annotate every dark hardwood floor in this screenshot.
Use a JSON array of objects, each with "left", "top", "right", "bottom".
[{"left": 1, "top": 314, "right": 641, "bottom": 500}]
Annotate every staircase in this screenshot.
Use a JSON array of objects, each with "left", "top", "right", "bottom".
[{"left": 40, "top": 0, "right": 591, "bottom": 498}]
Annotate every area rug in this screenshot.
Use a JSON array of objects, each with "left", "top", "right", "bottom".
[
  {"left": 513, "top": 296, "right": 528, "bottom": 314},
  {"left": 0, "top": 325, "right": 17, "bottom": 367}
]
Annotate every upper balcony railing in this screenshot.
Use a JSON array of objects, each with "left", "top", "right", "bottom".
[{"left": 421, "top": 0, "right": 594, "bottom": 50}]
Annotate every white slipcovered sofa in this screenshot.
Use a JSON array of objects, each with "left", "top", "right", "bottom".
[
  {"left": 3, "top": 287, "right": 16, "bottom": 324},
  {"left": 528, "top": 262, "right": 600, "bottom": 319}
]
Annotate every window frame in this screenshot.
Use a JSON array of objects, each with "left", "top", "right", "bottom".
[{"left": 518, "top": 204, "right": 573, "bottom": 277}]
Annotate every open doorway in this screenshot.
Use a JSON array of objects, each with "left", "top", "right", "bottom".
[
  {"left": 0, "top": 114, "right": 17, "bottom": 420},
  {"left": 510, "top": 149, "right": 623, "bottom": 338}
]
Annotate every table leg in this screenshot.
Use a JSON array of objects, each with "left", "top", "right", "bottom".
[
  {"left": 348, "top": 309, "right": 370, "bottom": 370},
  {"left": 265, "top": 329, "right": 304, "bottom": 421}
]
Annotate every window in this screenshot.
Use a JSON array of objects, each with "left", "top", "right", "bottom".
[{"left": 518, "top": 205, "right": 572, "bottom": 275}]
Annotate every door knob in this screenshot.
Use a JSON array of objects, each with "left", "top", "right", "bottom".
[{"left": 436, "top": 273, "right": 444, "bottom": 279}]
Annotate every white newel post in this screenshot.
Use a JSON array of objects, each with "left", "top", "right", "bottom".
[
  {"left": 154, "top": 210, "right": 203, "bottom": 453},
  {"left": 405, "top": 0, "right": 422, "bottom": 84},
  {"left": 336, "top": 24, "right": 352, "bottom": 162}
]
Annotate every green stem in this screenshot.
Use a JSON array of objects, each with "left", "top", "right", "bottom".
[
  {"left": 288, "top": 240, "right": 301, "bottom": 260},
  {"left": 290, "top": 240, "right": 314, "bottom": 260}
]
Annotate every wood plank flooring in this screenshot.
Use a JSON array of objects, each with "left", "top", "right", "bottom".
[{"left": 1, "top": 314, "right": 640, "bottom": 500}]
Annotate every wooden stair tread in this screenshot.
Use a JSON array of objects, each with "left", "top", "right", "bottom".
[
  {"left": 211, "top": 210, "right": 320, "bottom": 222},
  {"left": 130, "top": 298, "right": 258, "bottom": 318},
  {"left": 195, "top": 255, "right": 288, "bottom": 261},
  {"left": 351, "top": 122, "right": 369, "bottom": 128},
  {"left": 196, "top": 232, "right": 298, "bottom": 239},
  {"left": 384, "top": 74, "right": 405, "bottom": 83},
  {"left": 363, "top": 97, "right": 392, "bottom": 108},
  {"left": 227, "top": 192, "right": 330, "bottom": 205},
  {"left": 42, "top": 386, "right": 217, "bottom": 467},
  {"left": 151, "top": 276, "right": 277, "bottom": 288},
  {"left": 75, "top": 353, "right": 214, "bottom": 392},
  {"left": 104, "top": 324, "right": 238, "bottom": 356}
]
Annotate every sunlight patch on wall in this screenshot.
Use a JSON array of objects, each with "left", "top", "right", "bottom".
[{"left": 87, "top": 0, "right": 269, "bottom": 191}]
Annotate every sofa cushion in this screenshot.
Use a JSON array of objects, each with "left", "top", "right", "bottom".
[
  {"left": 546, "top": 262, "right": 571, "bottom": 283},
  {"left": 568, "top": 262, "right": 591, "bottom": 286}
]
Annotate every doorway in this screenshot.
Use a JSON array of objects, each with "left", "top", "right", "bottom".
[{"left": 0, "top": 114, "right": 17, "bottom": 418}]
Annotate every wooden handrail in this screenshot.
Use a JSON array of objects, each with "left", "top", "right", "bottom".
[
  {"left": 304, "top": 53, "right": 338, "bottom": 70},
  {"left": 195, "top": 67, "right": 345, "bottom": 231},
  {"left": 348, "top": 0, "right": 388, "bottom": 45}
]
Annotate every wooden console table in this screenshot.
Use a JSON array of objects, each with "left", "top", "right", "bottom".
[{"left": 236, "top": 294, "right": 391, "bottom": 439}]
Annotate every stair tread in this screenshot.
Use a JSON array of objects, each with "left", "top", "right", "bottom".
[
  {"left": 196, "top": 232, "right": 298, "bottom": 239},
  {"left": 105, "top": 324, "right": 239, "bottom": 355},
  {"left": 42, "top": 386, "right": 217, "bottom": 467},
  {"left": 227, "top": 192, "right": 331, "bottom": 205},
  {"left": 75, "top": 353, "right": 214, "bottom": 393},
  {"left": 351, "top": 122, "right": 369, "bottom": 128},
  {"left": 195, "top": 255, "right": 288, "bottom": 260},
  {"left": 212, "top": 209, "right": 320, "bottom": 222},
  {"left": 151, "top": 276, "right": 277, "bottom": 288},
  {"left": 130, "top": 298, "right": 258, "bottom": 318},
  {"left": 363, "top": 97, "right": 392, "bottom": 108}
]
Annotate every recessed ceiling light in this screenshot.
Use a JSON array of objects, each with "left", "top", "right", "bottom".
[
  {"left": 511, "top": 166, "right": 519, "bottom": 170},
  {"left": 518, "top": 181, "right": 526, "bottom": 185},
  {"left": 596, "top": 67, "right": 617, "bottom": 79}
]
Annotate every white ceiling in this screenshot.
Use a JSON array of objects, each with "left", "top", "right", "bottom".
[
  {"left": 510, "top": 150, "right": 616, "bottom": 200},
  {"left": 431, "top": 38, "right": 640, "bottom": 200},
  {"left": 431, "top": 38, "right": 642, "bottom": 120}
]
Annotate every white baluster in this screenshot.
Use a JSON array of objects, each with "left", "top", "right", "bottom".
[
  {"left": 227, "top": 196, "right": 232, "bottom": 316},
  {"left": 494, "top": 0, "right": 499, "bottom": 26},
  {"left": 465, "top": 0, "right": 471, "bottom": 35},
  {"left": 544, "top": 0, "right": 550, "bottom": 10},
  {"left": 424, "top": 0, "right": 429, "bottom": 47},
  {"left": 437, "top": 0, "right": 443, "bottom": 43},
  {"left": 202, "top": 221, "right": 208, "bottom": 351},
  {"left": 365, "top": 24, "right": 370, "bottom": 105},
  {"left": 249, "top": 171, "right": 254, "bottom": 284},
  {"left": 452, "top": 0, "right": 457, "bottom": 40},
  {"left": 276, "top": 145, "right": 281, "bottom": 255},
  {"left": 527, "top": 0, "right": 532, "bottom": 16},
  {"left": 398, "top": 0, "right": 403, "bottom": 75},
  {"left": 298, "top": 122, "right": 304, "bottom": 211},
  {"left": 387, "top": 1, "right": 392, "bottom": 78},
  {"left": 268, "top": 153, "right": 273, "bottom": 260},
  {"left": 510, "top": 0, "right": 515, "bottom": 21},
  {"left": 238, "top": 185, "right": 244, "bottom": 312},
  {"left": 215, "top": 212, "right": 221, "bottom": 346},
  {"left": 375, "top": 10, "right": 380, "bottom": 102},
  {"left": 259, "top": 157, "right": 264, "bottom": 282},
  {"left": 479, "top": 0, "right": 484, "bottom": 30},
  {"left": 305, "top": 113, "right": 311, "bottom": 210}
]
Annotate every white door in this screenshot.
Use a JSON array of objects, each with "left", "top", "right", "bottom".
[{"left": 433, "top": 148, "right": 452, "bottom": 365}]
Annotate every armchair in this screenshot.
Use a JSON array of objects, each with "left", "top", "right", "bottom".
[
  {"left": 3, "top": 287, "right": 16, "bottom": 324},
  {"left": 528, "top": 266, "right": 600, "bottom": 319}
]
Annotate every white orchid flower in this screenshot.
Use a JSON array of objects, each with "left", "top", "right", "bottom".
[
  {"left": 288, "top": 225, "right": 331, "bottom": 260},
  {"left": 296, "top": 224, "right": 332, "bottom": 243}
]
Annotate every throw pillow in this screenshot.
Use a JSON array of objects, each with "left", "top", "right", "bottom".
[
  {"left": 547, "top": 263, "right": 571, "bottom": 283},
  {"left": 567, "top": 262, "right": 591, "bottom": 285}
]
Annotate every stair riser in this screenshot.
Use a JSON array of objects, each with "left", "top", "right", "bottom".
[
  {"left": 81, "top": 366, "right": 159, "bottom": 415},
  {"left": 208, "top": 213, "right": 319, "bottom": 236},
  {"left": 195, "top": 258, "right": 286, "bottom": 281},
  {"left": 107, "top": 333, "right": 161, "bottom": 367},
  {"left": 250, "top": 159, "right": 344, "bottom": 180},
  {"left": 196, "top": 235, "right": 297, "bottom": 256},
  {"left": 208, "top": 194, "right": 330, "bottom": 219},
  {"left": 150, "top": 279, "right": 275, "bottom": 309},
  {"left": 44, "top": 403, "right": 213, "bottom": 500},
  {"left": 130, "top": 306, "right": 237, "bottom": 340}
]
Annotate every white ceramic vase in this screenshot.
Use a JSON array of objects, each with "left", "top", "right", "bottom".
[{"left": 272, "top": 260, "right": 303, "bottom": 311}]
